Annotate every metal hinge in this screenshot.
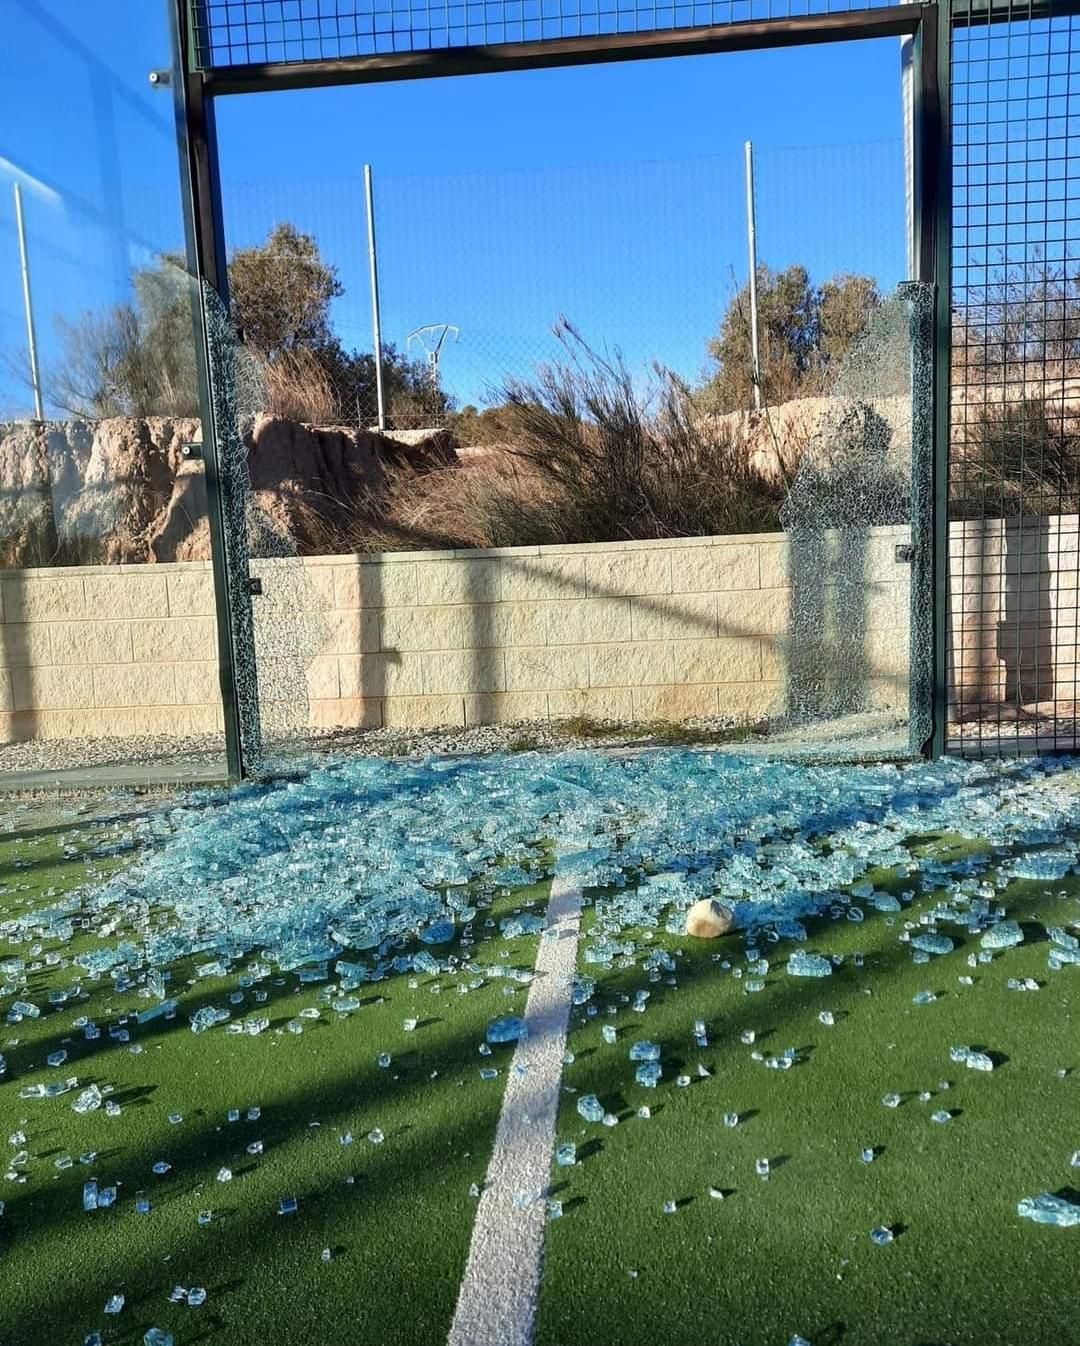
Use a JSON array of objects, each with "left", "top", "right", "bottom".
[
  {"left": 180, "top": 442, "right": 202, "bottom": 460},
  {"left": 245, "top": 577, "right": 263, "bottom": 596},
  {"left": 894, "top": 544, "right": 916, "bottom": 564}
]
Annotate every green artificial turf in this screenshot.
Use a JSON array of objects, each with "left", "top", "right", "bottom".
[
  {"left": 0, "top": 804, "right": 547, "bottom": 1346},
  {"left": 536, "top": 837, "right": 1080, "bottom": 1346},
  {"left": 6, "top": 775, "right": 1080, "bottom": 1346}
]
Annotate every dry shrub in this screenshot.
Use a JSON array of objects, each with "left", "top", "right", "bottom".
[
  {"left": 235, "top": 326, "right": 789, "bottom": 556},
  {"left": 281, "top": 462, "right": 475, "bottom": 555},
  {"left": 280, "top": 447, "right": 565, "bottom": 556},
  {"left": 464, "top": 325, "right": 785, "bottom": 547},
  {"left": 0, "top": 520, "right": 111, "bottom": 568},
  {"left": 951, "top": 396, "right": 1080, "bottom": 520},
  {"left": 386, "top": 451, "right": 562, "bottom": 550},
  {"left": 261, "top": 348, "right": 339, "bottom": 424},
  {"left": 273, "top": 329, "right": 784, "bottom": 555}
]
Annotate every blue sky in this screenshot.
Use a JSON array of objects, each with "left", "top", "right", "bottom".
[{"left": 0, "top": 0, "right": 906, "bottom": 415}]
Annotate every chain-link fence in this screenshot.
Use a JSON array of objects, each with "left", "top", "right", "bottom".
[{"left": 219, "top": 138, "right": 906, "bottom": 439}]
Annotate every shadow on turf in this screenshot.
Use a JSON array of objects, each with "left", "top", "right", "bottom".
[
  {"left": 0, "top": 806, "right": 168, "bottom": 848},
  {"left": 2, "top": 1028, "right": 529, "bottom": 1345},
  {"left": 1, "top": 941, "right": 466, "bottom": 1078}
]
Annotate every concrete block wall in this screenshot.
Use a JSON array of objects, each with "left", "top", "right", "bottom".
[
  {"left": 297, "top": 534, "right": 911, "bottom": 731},
  {"left": 947, "top": 513, "right": 1080, "bottom": 711},
  {"left": 0, "top": 561, "right": 223, "bottom": 743},
  {"left": 0, "top": 530, "right": 912, "bottom": 742}
]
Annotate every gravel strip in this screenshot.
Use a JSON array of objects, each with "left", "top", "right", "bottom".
[{"left": 0, "top": 716, "right": 755, "bottom": 778}]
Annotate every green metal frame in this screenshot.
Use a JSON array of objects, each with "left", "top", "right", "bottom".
[
  {"left": 168, "top": 0, "right": 246, "bottom": 780},
  {"left": 930, "top": 0, "right": 951, "bottom": 761},
  {"left": 172, "top": 0, "right": 951, "bottom": 774}
]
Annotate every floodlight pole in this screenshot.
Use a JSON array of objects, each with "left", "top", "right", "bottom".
[
  {"left": 364, "top": 163, "right": 387, "bottom": 432},
  {"left": 744, "top": 140, "right": 762, "bottom": 412},
  {"left": 13, "top": 183, "right": 44, "bottom": 421}
]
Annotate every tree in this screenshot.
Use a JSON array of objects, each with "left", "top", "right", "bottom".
[
  {"left": 700, "top": 266, "right": 880, "bottom": 413},
  {"left": 448, "top": 402, "right": 522, "bottom": 446},
  {"left": 315, "top": 340, "right": 453, "bottom": 429},
  {"left": 44, "top": 224, "right": 451, "bottom": 426},
  {"left": 818, "top": 274, "right": 880, "bottom": 368},
  {"left": 51, "top": 256, "right": 200, "bottom": 418},
  {"left": 228, "top": 223, "right": 343, "bottom": 360}
]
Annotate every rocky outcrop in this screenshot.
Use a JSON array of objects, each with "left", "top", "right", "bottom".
[
  {"left": 0, "top": 415, "right": 458, "bottom": 566},
  {"left": 710, "top": 394, "right": 913, "bottom": 483}
]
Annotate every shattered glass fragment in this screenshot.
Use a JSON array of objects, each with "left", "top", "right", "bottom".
[
  {"left": 577, "top": 1095, "right": 604, "bottom": 1123},
  {"left": 910, "top": 933, "right": 953, "bottom": 957},
  {"left": 1017, "top": 1193, "right": 1080, "bottom": 1227},
  {"left": 787, "top": 951, "right": 832, "bottom": 977},
  {"left": 981, "top": 921, "right": 1024, "bottom": 950},
  {"left": 486, "top": 1016, "right": 527, "bottom": 1044}
]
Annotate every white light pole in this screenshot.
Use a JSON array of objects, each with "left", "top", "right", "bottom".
[
  {"left": 901, "top": 33, "right": 916, "bottom": 278},
  {"left": 364, "top": 163, "right": 386, "bottom": 432},
  {"left": 744, "top": 140, "right": 762, "bottom": 413},
  {"left": 13, "top": 182, "right": 44, "bottom": 420}
]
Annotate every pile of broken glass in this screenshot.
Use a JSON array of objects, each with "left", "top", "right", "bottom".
[{"left": 4, "top": 751, "right": 1080, "bottom": 1020}]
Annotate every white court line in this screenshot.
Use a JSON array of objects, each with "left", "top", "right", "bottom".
[{"left": 446, "top": 871, "right": 583, "bottom": 1346}]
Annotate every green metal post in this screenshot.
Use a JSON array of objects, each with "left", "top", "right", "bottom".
[
  {"left": 929, "top": 0, "right": 952, "bottom": 758},
  {"left": 911, "top": 0, "right": 951, "bottom": 757},
  {"left": 167, "top": 0, "right": 247, "bottom": 779}
]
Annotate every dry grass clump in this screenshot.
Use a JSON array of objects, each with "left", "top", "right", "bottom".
[
  {"left": 260, "top": 349, "right": 340, "bottom": 425},
  {"left": 464, "top": 325, "right": 784, "bottom": 548},
  {"left": 951, "top": 396, "right": 1080, "bottom": 520}
]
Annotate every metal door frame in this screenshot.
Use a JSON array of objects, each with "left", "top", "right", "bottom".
[{"left": 168, "top": 0, "right": 951, "bottom": 777}]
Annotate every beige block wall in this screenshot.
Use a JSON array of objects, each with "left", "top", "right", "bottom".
[
  {"left": 0, "top": 531, "right": 918, "bottom": 742},
  {"left": 948, "top": 512, "right": 1080, "bottom": 710},
  {"left": 0, "top": 562, "right": 223, "bottom": 743}
]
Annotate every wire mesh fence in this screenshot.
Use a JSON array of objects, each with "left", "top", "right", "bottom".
[
  {"left": 218, "top": 138, "right": 906, "bottom": 438},
  {"left": 947, "top": 3, "right": 1080, "bottom": 754},
  {"left": 190, "top": 0, "right": 905, "bottom": 68}
]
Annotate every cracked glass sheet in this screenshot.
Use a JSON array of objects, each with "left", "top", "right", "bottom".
[
  {"left": 766, "top": 283, "right": 934, "bottom": 762},
  {"left": 203, "top": 284, "right": 327, "bottom": 774}
]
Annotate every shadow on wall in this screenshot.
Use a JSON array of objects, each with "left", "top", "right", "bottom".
[
  {"left": 0, "top": 569, "right": 38, "bottom": 747},
  {"left": 304, "top": 523, "right": 903, "bottom": 739},
  {"left": 786, "top": 527, "right": 872, "bottom": 723},
  {"left": 779, "top": 396, "right": 912, "bottom": 729},
  {"left": 948, "top": 515, "right": 1057, "bottom": 728},
  {"left": 1002, "top": 516, "right": 1053, "bottom": 709}
]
